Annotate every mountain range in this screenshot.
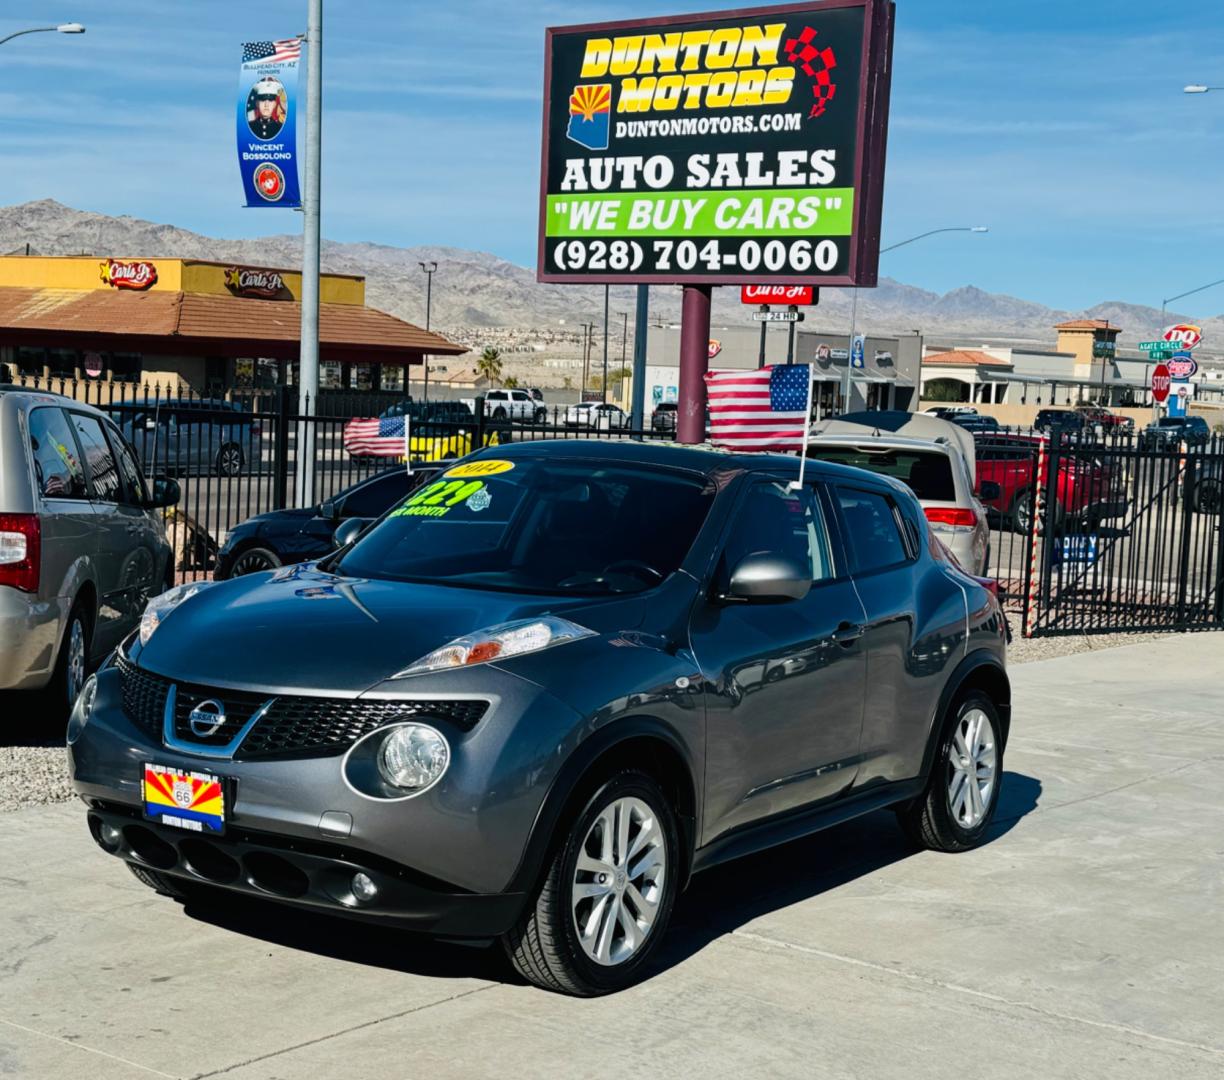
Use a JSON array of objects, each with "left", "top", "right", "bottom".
[{"left": 1, "top": 199, "right": 1218, "bottom": 352}]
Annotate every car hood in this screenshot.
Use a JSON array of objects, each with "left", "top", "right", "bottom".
[{"left": 134, "top": 564, "right": 647, "bottom": 694}]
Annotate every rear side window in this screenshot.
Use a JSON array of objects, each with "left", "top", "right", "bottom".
[
  {"left": 807, "top": 446, "right": 956, "bottom": 502},
  {"left": 27, "top": 407, "right": 88, "bottom": 500},
  {"left": 835, "top": 487, "right": 910, "bottom": 574},
  {"left": 108, "top": 426, "right": 148, "bottom": 506},
  {"left": 69, "top": 413, "right": 122, "bottom": 502}
]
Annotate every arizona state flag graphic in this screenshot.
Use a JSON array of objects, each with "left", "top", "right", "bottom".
[
  {"left": 143, "top": 764, "right": 226, "bottom": 834},
  {"left": 567, "top": 83, "right": 611, "bottom": 150}
]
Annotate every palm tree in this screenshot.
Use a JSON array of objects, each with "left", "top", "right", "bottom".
[
  {"left": 475, "top": 346, "right": 503, "bottom": 387},
  {"left": 502, "top": 375, "right": 519, "bottom": 389}
]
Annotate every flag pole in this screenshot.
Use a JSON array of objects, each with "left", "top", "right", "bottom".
[{"left": 789, "top": 362, "right": 816, "bottom": 493}]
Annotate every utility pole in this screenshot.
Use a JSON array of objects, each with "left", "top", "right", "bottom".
[
  {"left": 602, "top": 285, "right": 610, "bottom": 404},
  {"left": 295, "top": 0, "right": 322, "bottom": 508},
  {"left": 419, "top": 261, "right": 436, "bottom": 402},
  {"left": 631, "top": 286, "right": 649, "bottom": 431}
]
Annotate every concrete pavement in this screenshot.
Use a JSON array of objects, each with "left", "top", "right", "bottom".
[{"left": 2, "top": 633, "right": 1223, "bottom": 1079}]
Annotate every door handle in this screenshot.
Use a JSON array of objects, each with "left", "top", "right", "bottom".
[{"left": 831, "top": 622, "right": 866, "bottom": 646}]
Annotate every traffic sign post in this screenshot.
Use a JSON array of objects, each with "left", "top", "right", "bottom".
[{"left": 1151, "top": 362, "right": 1172, "bottom": 405}]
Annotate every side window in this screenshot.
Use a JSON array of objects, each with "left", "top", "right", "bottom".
[
  {"left": 26, "top": 407, "right": 88, "bottom": 500},
  {"left": 835, "top": 487, "right": 909, "bottom": 574},
  {"left": 344, "top": 471, "right": 412, "bottom": 518},
  {"left": 69, "top": 414, "right": 122, "bottom": 502},
  {"left": 107, "top": 425, "right": 148, "bottom": 506},
  {"left": 723, "top": 481, "right": 835, "bottom": 585}
]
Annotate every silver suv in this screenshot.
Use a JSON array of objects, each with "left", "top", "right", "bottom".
[{"left": 0, "top": 387, "right": 178, "bottom": 707}]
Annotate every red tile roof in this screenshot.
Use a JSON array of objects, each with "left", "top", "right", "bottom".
[
  {"left": 0, "top": 287, "right": 464, "bottom": 357},
  {"left": 922, "top": 349, "right": 1013, "bottom": 368},
  {"left": 1054, "top": 319, "right": 1119, "bottom": 332}
]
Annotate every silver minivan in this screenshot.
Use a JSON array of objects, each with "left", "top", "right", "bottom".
[{"left": 0, "top": 388, "right": 178, "bottom": 706}]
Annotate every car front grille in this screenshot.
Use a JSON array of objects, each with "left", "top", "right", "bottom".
[{"left": 114, "top": 654, "right": 488, "bottom": 758}]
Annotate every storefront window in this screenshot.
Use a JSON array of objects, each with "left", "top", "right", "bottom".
[
  {"left": 320, "top": 361, "right": 341, "bottom": 389},
  {"left": 353, "top": 363, "right": 373, "bottom": 391},
  {"left": 380, "top": 366, "right": 404, "bottom": 391}
]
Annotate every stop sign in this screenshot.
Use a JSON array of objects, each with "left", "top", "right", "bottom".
[{"left": 1151, "top": 363, "right": 1172, "bottom": 404}]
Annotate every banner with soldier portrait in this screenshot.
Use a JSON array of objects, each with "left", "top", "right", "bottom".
[{"left": 237, "top": 39, "right": 303, "bottom": 208}]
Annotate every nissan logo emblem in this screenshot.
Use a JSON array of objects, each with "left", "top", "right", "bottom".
[{"left": 188, "top": 699, "right": 228, "bottom": 738}]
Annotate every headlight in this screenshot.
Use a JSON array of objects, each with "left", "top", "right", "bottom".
[
  {"left": 394, "top": 616, "right": 595, "bottom": 678},
  {"left": 139, "top": 581, "right": 214, "bottom": 645},
  {"left": 376, "top": 724, "right": 450, "bottom": 792}
]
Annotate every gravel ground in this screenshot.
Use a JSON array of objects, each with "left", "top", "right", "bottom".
[{"left": 0, "top": 629, "right": 1196, "bottom": 813}]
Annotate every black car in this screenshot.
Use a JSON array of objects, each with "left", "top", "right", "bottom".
[
  {"left": 1141, "top": 415, "right": 1210, "bottom": 450},
  {"left": 651, "top": 402, "right": 678, "bottom": 432},
  {"left": 213, "top": 464, "right": 447, "bottom": 579},
  {"left": 72, "top": 440, "right": 1009, "bottom": 997},
  {"left": 1034, "top": 409, "right": 1086, "bottom": 433},
  {"left": 950, "top": 414, "right": 999, "bottom": 434}
]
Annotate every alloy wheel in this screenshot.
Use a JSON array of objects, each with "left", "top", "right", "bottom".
[
  {"left": 947, "top": 708, "right": 997, "bottom": 829},
  {"left": 232, "top": 549, "right": 279, "bottom": 576},
  {"left": 66, "top": 618, "right": 86, "bottom": 705},
  {"left": 218, "top": 446, "right": 242, "bottom": 476},
  {"left": 571, "top": 796, "right": 666, "bottom": 966}
]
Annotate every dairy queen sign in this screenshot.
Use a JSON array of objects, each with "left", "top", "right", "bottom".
[
  {"left": 100, "top": 259, "right": 157, "bottom": 290},
  {"left": 224, "top": 266, "right": 288, "bottom": 298}
]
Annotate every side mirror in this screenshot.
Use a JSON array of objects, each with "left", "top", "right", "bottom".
[
  {"left": 724, "top": 552, "right": 811, "bottom": 604},
  {"left": 147, "top": 477, "right": 180, "bottom": 509},
  {"left": 332, "top": 517, "right": 372, "bottom": 550},
  {"left": 978, "top": 481, "right": 1002, "bottom": 502}
]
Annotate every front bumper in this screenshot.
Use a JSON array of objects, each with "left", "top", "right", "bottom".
[
  {"left": 68, "top": 657, "right": 585, "bottom": 933},
  {"left": 84, "top": 801, "right": 524, "bottom": 936}
]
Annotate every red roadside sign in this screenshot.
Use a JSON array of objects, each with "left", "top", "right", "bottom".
[
  {"left": 741, "top": 284, "right": 815, "bottom": 306},
  {"left": 1151, "top": 363, "right": 1172, "bottom": 404}
]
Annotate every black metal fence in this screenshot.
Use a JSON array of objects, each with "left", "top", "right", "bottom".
[{"left": 8, "top": 374, "right": 1222, "bottom": 635}]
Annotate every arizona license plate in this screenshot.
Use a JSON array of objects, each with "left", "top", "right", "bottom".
[{"left": 142, "top": 763, "right": 226, "bottom": 834}]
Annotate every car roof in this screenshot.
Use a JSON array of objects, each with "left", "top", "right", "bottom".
[
  {"left": 0, "top": 385, "right": 115, "bottom": 422},
  {"left": 461, "top": 436, "right": 904, "bottom": 489}
]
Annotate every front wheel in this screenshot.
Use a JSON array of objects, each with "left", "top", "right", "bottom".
[
  {"left": 216, "top": 443, "right": 243, "bottom": 477},
  {"left": 1195, "top": 478, "right": 1222, "bottom": 515},
  {"left": 503, "top": 770, "right": 679, "bottom": 996},
  {"left": 896, "top": 691, "right": 1003, "bottom": 852}
]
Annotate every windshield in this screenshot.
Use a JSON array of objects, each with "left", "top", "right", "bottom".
[
  {"left": 336, "top": 458, "right": 714, "bottom": 595},
  {"left": 806, "top": 446, "right": 956, "bottom": 501}
]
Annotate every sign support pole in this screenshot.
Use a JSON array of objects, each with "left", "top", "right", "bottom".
[
  {"left": 630, "top": 285, "right": 649, "bottom": 432},
  {"left": 757, "top": 306, "right": 768, "bottom": 369},
  {"left": 294, "top": 0, "right": 322, "bottom": 508},
  {"left": 786, "top": 306, "right": 798, "bottom": 364},
  {"left": 677, "top": 285, "right": 712, "bottom": 445}
]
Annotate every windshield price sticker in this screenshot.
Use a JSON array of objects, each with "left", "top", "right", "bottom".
[
  {"left": 539, "top": 1, "right": 893, "bottom": 286},
  {"left": 393, "top": 479, "right": 492, "bottom": 519},
  {"left": 445, "top": 459, "right": 515, "bottom": 479}
]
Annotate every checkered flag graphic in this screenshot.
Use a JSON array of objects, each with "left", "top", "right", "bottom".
[{"left": 784, "top": 27, "right": 837, "bottom": 119}]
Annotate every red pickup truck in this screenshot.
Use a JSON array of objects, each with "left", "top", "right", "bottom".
[
  {"left": 975, "top": 433, "right": 1128, "bottom": 533},
  {"left": 1074, "top": 405, "right": 1134, "bottom": 431}
]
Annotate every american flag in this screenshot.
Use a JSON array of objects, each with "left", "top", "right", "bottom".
[
  {"left": 704, "top": 364, "right": 813, "bottom": 451},
  {"left": 242, "top": 39, "right": 302, "bottom": 64},
  {"left": 343, "top": 416, "right": 409, "bottom": 457}
]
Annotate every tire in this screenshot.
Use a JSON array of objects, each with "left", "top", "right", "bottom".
[
  {"left": 228, "top": 545, "right": 282, "bottom": 578},
  {"left": 1012, "top": 490, "right": 1063, "bottom": 536},
  {"left": 492, "top": 407, "right": 508, "bottom": 421},
  {"left": 1195, "top": 478, "right": 1222, "bottom": 515},
  {"left": 896, "top": 691, "right": 1004, "bottom": 852},
  {"left": 216, "top": 443, "right": 243, "bottom": 477},
  {"left": 48, "top": 599, "right": 91, "bottom": 714},
  {"left": 502, "top": 769, "right": 679, "bottom": 996},
  {"left": 534, "top": 408, "right": 548, "bottom": 424}
]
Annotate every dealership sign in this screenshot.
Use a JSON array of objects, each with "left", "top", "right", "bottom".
[
  {"left": 741, "top": 284, "right": 815, "bottom": 304},
  {"left": 100, "top": 260, "right": 157, "bottom": 290},
  {"left": 1163, "top": 324, "right": 1202, "bottom": 350},
  {"left": 224, "top": 266, "right": 289, "bottom": 298},
  {"left": 538, "top": 0, "right": 895, "bottom": 285},
  {"left": 1151, "top": 363, "right": 1171, "bottom": 404}
]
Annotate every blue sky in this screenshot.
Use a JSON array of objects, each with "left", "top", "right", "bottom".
[{"left": 2, "top": 1, "right": 1223, "bottom": 313}]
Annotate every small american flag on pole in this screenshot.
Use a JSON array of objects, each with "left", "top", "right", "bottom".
[
  {"left": 343, "top": 416, "right": 409, "bottom": 458},
  {"left": 704, "top": 365, "right": 813, "bottom": 451},
  {"left": 242, "top": 39, "right": 302, "bottom": 64}
]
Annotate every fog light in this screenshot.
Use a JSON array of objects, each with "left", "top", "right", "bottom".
[
  {"left": 100, "top": 823, "right": 123, "bottom": 849},
  {"left": 352, "top": 871, "right": 378, "bottom": 903}
]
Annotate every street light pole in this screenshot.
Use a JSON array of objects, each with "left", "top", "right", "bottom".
[
  {"left": 419, "top": 260, "right": 437, "bottom": 402},
  {"left": 295, "top": 0, "right": 322, "bottom": 509},
  {"left": 1161, "top": 277, "right": 1224, "bottom": 324},
  {"left": 0, "top": 24, "right": 85, "bottom": 47},
  {"left": 842, "top": 226, "right": 988, "bottom": 414}
]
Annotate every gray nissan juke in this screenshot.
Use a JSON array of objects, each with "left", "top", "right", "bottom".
[{"left": 68, "top": 439, "right": 1010, "bottom": 996}]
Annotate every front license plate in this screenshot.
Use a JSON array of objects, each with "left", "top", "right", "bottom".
[{"left": 142, "top": 763, "right": 226, "bottom": 835}]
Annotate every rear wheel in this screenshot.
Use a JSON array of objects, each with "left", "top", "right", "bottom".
[
  {"left": 1012, "top": 490, "right": 1063, "bottom": 535},
  {"left": 1195, "top": 478, "right": 1222, "bottom": 515},
  {"left": 503, "top": 770, "right": 679, "bottom": 996},
  {"left": 492, "top": 406, "right": 508, "bottom": 421},
  {"left": 896, "top": 691, "right": 1003, "bottom": 852},
  {"left": 216, "top": 443, "right": 243, "bottom": 477},
  {"left": 49, "top": 600, "right": 91, "bottom": 713}
]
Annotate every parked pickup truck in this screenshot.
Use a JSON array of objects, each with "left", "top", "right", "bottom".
[{"left": 461, "top": 389, "right": 548, "bottom": 423}]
